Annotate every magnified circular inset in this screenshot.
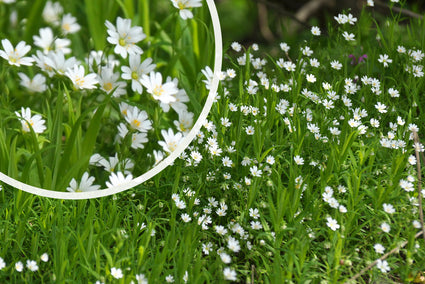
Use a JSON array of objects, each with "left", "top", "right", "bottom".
[{"left": 0, "top": 0, "right": 222, "bottom": 199}]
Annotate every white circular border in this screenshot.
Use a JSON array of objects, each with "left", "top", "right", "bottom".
[{"left": 0, "top": 0, "right": 222, "bottom": 199}]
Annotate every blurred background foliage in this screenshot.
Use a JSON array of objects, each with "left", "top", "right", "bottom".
[{"left": 216, "top": 0, "right": 425, "bottom": 48}]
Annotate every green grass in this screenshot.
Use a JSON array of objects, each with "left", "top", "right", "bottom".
[{"left": 0, "top": 0, "right": 425, "bottom": 283}]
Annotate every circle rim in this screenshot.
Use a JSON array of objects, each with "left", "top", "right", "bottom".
[{"left": 0, "top": 0, "right": 222, "bottom": 199}]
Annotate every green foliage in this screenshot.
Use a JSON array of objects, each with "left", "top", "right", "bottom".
[{"left": 0, "top": 1, "right": 425, "bottom": 283}]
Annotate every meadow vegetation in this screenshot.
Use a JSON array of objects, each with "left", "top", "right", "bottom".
[{"left": 0, "top": 0, "right": 425, "bottom": 283}]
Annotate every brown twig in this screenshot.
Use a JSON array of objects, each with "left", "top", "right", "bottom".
[
  {"left": 345, "top": 231, "right": 424, "bottom": 283},
  {"left": 413, "top": 131, "right": 425, "bottom": 242},
  {"left": 251, "top": 264, "right": 255, "bottom": 284},
  {"left": 373, "top": 0, "right": 424, "bottom": 20},
  {"left": 257, "top": 2, "right": 275, "bottom": 42},
  {"left": 293, "top": 0, "right": 335, "bottom": 24}
]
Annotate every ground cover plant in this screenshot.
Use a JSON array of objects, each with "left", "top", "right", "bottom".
[{"left": 1, "top": 0, "right": 425, "bottom": 283}]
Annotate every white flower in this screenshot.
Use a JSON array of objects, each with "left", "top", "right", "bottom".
[
  {"left": 227, "top": 236, "right": 240, "bottom": 252},
  {"left": 280, "top": 42, "right": 290, "bottom": 52},
  {"left": 215, "top": 225, "right": 228, "bottom": 235},
  {"left": 181, "top": 213, "right": 192, "bottom": 222},
  {"left": 346, "top": 14, "right": 357, "bottom": 25},
  {"left": 306, "top": 74, "right": 316, "bottom": 83},
  {"left": 98, "top": 154, "right": 119, "bottom": 173},
  {"left": 106, "top": 172, "right": 133, "bottom": 188},
  {"left": 374, "top": 243, "right": 385, "bottom": 254},
  {"left": 223, "top": 267, "right": 237, "bottom": 281},
  {"left": 176, "top": 199, "right": 186, "bottom": 209},
  {"left": 334, "top": 14, "right": 347, "bottom": 24},
  {"left": 250, "top": 165, "right": 262, "bottom": 177},
  {"left": 98, "top": 67, "right": 126, "bottom": 97},
  {"left": 283, "top": 61, "right": 296, "bottom": 72},
  {"left": 42, "top": 1, "right": 63, "bottom": 25},
  {"left": 266, "top": 155, "right": 275, "bottom": 165},
  {"left": 294, "top": 155, "right": 304, "bottom": 165},
  {"left": 166, "top": 275, "right": 175, "bottom": 283},
  {"left": 219, "top": 252, "right": 231, "bottom": 264},
  {"left": 130, "top": 132, "right": 148, "bottom": 149},
  {"left": 105, "top": 17, "right": 145, "bottom": 58},
  {"left": 0, "top": 257, "right": 5, "bottom": 270},
  {"left": 61, "top": 13, "right": 80, "bottom": 34},
  {"left": 190, "top": 150, "right": 203, "bottom": 164},
  {"left": 342, "top": 31, "right": 355, "bottom": 41},
  {"left": 245, "top": 125, "right": 255, "bottom": 135},
  {"left": 26, "top": 260, "right": 39, "bottom": 272},
  {"left": 413, "top": 220, "right": 422, "bottom": 229},
  {"left": 408, "top": 155, "right": 417, "bottom": 165},
  {"left": 67, "top": 172, "right": 100, "bottom": 192},
  {"left": 326, "top": 217, "right": 340, "bottom": 231},
  {"left": 158, "top": 128, "right": 183, "bottom": 153},
  {"left": 33, "top": 27, "right": 55, "bottom": 54},
  {"left": 0, "top": 39, "right": 34, "bottom": 66},
  {"left": 171, "top": 0, "right": 203, "bottom": 20},
  {"left": 136, "top": 273, "right": 148, "bottom": 284},
  {"left": 382, "top": 203, "right": 395, "bottom": 214},
  {"left": 15, "top": 261, "right": 23, "bottom": 272},
  {"left": 124, "top": 107, "right": 152, "bottom": 133},
  {"left": 40, "top": 253, "right": 49, "bottom": 262},
  {"left": 330, "top": 60, "right": 342, "bottom": 70},
  {"left": 376, "top": 259, "right": 390, "bottom": 273},
  {"left": 140, "top": 71, "right": 179, "bottom": 104},
  {"left": 44, "top": 50, "right": 78, "bottom": 75},
  {"left": 18, "top": 73, "right": 47, "bottom": 93},
  {"left": 375, "top": 102, "right": 387, "bottom": 113},
  {"left": 121, "top": 55, "right": 155, "bottom": 94},
  {"left": 310, "top": 58, "right": 320, "bottom": 67},
  {"left": 311, "top": 26, "right": 321, "bottom": 36},
  {"left": 201, "top": 66, "right": 214, "bottom": 90},
  {"left": 161, "top": 77, "right": 189, "bottom": 113},
  {"left": 378, "top": 54, "right": 392, "bottom": 67},
  {"left": 110, "top": 267, "right": 123, "bottom": 279},
  {"left": 380, "top": 222, "right": 391, "bottom": 233},
  {"left": 231, "top": 42, "right": 242, "bottom": 52},
  {"left": 174, "top": 110, "right": 194, "bottom": 134},
  {"left": 301, "top": 46, "right": 313, "bottom": 56},
  {"left": 251, "top": 221, "right": 263, "bottom": 230},
  {"left": 15, "top": 107, "right": 46, "bottom": 134},
  {"left": 153, "top": 150, "right": 165, "bottom": 165},
  {"left": 249, "top": 208, "right": 260, "bottom": 219},
  {"left": 65, "top": 65, "right": 98, "bottom": 89},
  {"left": 370, "top": 118, "right": 380, "bottom": 128}
]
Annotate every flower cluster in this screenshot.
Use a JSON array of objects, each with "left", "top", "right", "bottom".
[{"left": 0, "top": 0, "right": 204, "bottom": 191}]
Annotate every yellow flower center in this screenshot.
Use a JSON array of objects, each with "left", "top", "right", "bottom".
[
  {"left": 63, "top": 23, "right": 70, "bottom": 31},
  {"left": 119, "top": 38, "right": 126, "bottom": 46},
  {"left": 75, "top": 77, "right": 85, "bottom": 87},
  {"left": 153, "top": 85, "right": 164, "bottom": 97},
  {"left": 168, "top": 142, "right": 177, "bottom": 152},
  {"left": 179, "top": 123, "right": 185, "bottom": 131},
  {"left": 131, "top": 71, "right": 138, "bottom": 80},
  {"left": 103, "top": 82, "right": 113, "bottom": 92},
  {"left": 132, "top": 119, "right": 141, "bottom": 128}
]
